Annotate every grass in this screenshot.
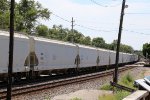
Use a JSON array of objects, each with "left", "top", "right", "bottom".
[
  {"left": 99, "top": 94, "right": 115, "bottom": 100},
  {"left": 44, "top": 96, "right": 51, "bottom": 100},
  {"left": 70, "top": 97, "right": 82, "bottom": 100},
  {"left": 98, "top": 91, "right": 130, "bottom": 100},
  {"left": 119, "top": 73, "right": 135, "bottom": 89},
  {"left": 100, "top": 84, "right": 113, "bottom": 90},
  {"left": 99, "top": 73, "right": 136, "bottom": 100}
]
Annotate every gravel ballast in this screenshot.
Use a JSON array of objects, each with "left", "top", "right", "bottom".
[{"left": 13, "top": 66, "right": 147, "bottom": 100}]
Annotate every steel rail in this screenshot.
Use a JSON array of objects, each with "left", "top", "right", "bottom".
[{"left": 0, "top": 65, "right": 139, "bottom": 99}]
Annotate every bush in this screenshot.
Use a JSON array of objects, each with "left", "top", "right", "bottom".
[{"left": 119, "top": 73, "right": 135, "bottom": 89}]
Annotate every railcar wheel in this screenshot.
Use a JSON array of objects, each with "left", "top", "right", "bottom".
[
  {"left": 34, "top": 71, "right": 40, "bottom": 78},
  {"left": 14, "top": 73, "right": 22, "bottom": 82}
]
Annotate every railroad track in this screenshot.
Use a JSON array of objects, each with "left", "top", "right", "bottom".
[{"left": 0, "top": 64, "right": 141, "bottom": 99}]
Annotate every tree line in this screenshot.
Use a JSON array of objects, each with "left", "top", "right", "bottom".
[
  {"left": 0, "top": 0, "right": 134, "bottom": 53},
  {"left": 36, "top": 24, "right": 134, "bottom": 53}
]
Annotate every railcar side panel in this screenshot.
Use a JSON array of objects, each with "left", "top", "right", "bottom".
[
  {"left": 119, "top": 53, "right": 123, "bottom": 64},
  {"left": 0, "top": 32, "right": 30, "bottom": 74},
  {"left": 99, "top": 49, "right": 109, "bottom": 66},
  {"left": 109, "top": 51, "right": 116, "bottom": 65},
  {"left": 0, "top": 34, "right": 9, "bottom": 74},
  {"left": 122, "top": 53, "right": 126, "bottom": 63},
  {"left": 127, "top": 54, "right": 131, "bottom": 63},
  {"left": 13, "top": 36, "right": 30, "bottom": 72},
  {"left": 34, "top": 38, "right": 77, "bottom": 71},
  {"left": 79, "top": 45, "right": 97, "bottom": 67}
]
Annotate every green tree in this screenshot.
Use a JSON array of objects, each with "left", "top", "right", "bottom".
[
  {"left": 0, "top": 0, "right": 9, "bottom": 29},
  {"left": 134, "top": 50, "right": 143, "bottom": 59},
  {"left": 16, "top": 0, "right": 51, "bottom": 34},
  {"left": 111, "top": 40, "right": 117, "bottom": 50},
  {"left": 36, "top": 24, "right": 48, "bottom": 36},
  {"left": 143, "top": 43, "right": 150, "bottom": 59},
  {"left": 105, "top": 43, "right": 113, "bottom": 50},
  {"left": 48, "top": 25, "right": 66, "bottom": 40},
  {"left": 55, "top": 25, "right": 67, "bottom": 40},
  {"left": 58, "top": 29, "right": 84, "bottom": 43},
  {"left": 73, "top": 30, "right": 84, "bottom": 43},
  {"left": 111, "top": 40, "right": 134, "bottom": 53},
  {"left": 81, "top": 36, "right": 91, "bottom": 45},
  {"left": 92, "top": 37, "right": 105, "bottom": 48},
  {"left": 120, "top": 44, "right": 134, "bottom": 53},
  {"left": 0, "top": 0, "right": 8, "bottom": 10}
]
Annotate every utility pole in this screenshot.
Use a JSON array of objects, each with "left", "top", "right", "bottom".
[
  {"left": 71, "top": 17, "right": 75, "bottom": 43},
  {"left": 7, "top": 0, "right": 15, "bottom": 99},
  {"left": 113, "top": 0, "right": 126, "bottom": 83}
]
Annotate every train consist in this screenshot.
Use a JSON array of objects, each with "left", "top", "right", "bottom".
[{"left": 0, "top": 30, "right": 138, "bottom": 81}]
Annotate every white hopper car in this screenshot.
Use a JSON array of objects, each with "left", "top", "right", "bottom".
[{"left": 0, "top": 30, "right": 139, "bottom": 80}]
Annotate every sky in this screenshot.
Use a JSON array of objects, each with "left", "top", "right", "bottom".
[{"left": 16, "top": 0, "right": 150, "bottom": 50}]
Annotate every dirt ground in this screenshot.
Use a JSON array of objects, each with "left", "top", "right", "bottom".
[
  {"left": 143, "top": 67, "right": 150, "bottom": 76},
  {"left": 52, "top": 90, "right": 112, "bottom": 100}
]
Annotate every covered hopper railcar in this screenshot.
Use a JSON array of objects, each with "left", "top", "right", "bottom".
[
  {"left": 0, "top": 31, "right": 30, "bottom": 80},
  {"left": 0, "top": 30, "right": 138, "bottom": 81}
]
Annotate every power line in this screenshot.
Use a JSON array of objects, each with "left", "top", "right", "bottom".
[
  {"left": 52, "top": 13, "right": 118, "bottom": 25},
  {"left": 51, "top": 12, "right": 150, "bottom": 35},
  {"left": 52, "top": 12, "right": 117, "bottom": 32},
  {"left": 90, "top": 0, "right": 121, "bottom": 7},
  {"left": 75, "top": 19, "right": 150, "bottom": 27},
  {"left": 124, "top": 29, "right": 150, "bottom": 35},
  {"left": 75, "top": 19, "right": 119, "bottom": 25},
  {"left": 90, "top": 0, "right": 108, "bottom": 7},
  {"left": 126, "top": 13, "right": 150, "bottom": 15},
  {"left": 52, "top": 13, "right": 70, "bottom": 23},
  {"left": 124, "top": 28, "right": 150, "bottom": 31},
  {"left": 75, "top": 24, "right": 117, "bottom": 32}
]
